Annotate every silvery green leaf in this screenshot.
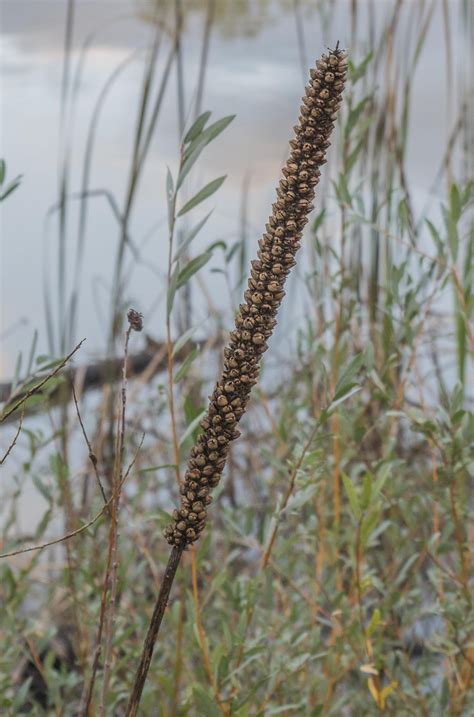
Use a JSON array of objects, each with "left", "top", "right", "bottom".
[
  {"left": 177, "top": 115, "right": 235, "bottom": 189},
  {"left": 176, "top": 251, "right": 212, "bottom": 289},
  {"left": 183, "top": 110, "right": 211, "bottom": 145},
  {"left": 173, "top": 211, "right": 213, "bottom": 263},
  {"left": 177, "top": 176, "right": 226, "bottom": 217}
]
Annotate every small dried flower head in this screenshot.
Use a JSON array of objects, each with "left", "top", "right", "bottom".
[
  {"left": 165, "top": 46, "right": 347, "bottom": 548},
  {"left": 127, "top": 309, "right": 143, "bottom": 332}
]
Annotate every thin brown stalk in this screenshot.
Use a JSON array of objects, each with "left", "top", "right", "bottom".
[
  {"left": 71, "top": 382, "right": 108, "bottom": 506},
  {"left": 125, "top": 545, "right": 184, "bottom": 716},
  {"left": 99, "top": 317, "right": 135, "bottom": 715},
  {"left": 80, "top": 313, "right": 142, "bottom": 715},
  {"left": 0, "top": 411, "right": 23, "bottom": 464}
]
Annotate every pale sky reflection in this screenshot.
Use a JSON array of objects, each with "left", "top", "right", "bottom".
[{"left": 0, "top": 0, "right": 466, "bottom": 378}]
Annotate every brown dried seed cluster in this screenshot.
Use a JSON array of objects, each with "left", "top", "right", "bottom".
[
  {"left": 164, "top": 47, "right": 347, "bottom": 547},
  {"left": 127, "top": 308, "right": 143, "bottom": 332}
]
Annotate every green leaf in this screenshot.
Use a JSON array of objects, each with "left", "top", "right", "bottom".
[
  {"left": 173, "top": 210, "right": 213, "bottom": 263},
  {"left": 334, "top": 173, "right": 352, "bottom": 207},
  {"left": 36, "top": 354, "right": 52, "bottom": 365},
  {"left": 176, "top": 251, "right": 212, "bottom": 289},
  {"left": 0, "top": 177, "right": 22, "bottom": 202},
  {"left": 42, "top": 375, "right": 64, "bottom": 396},
  {"left": 207, "top": 239, "right": 226, "bottom": 254},
  {"left": 183, "top": 110, "right": 211, "bottom": 145},
  {"left": 286, "top": 484, "right": 318, "bottom": 512},
  {"left": 334, "top": 353, "right": 364, "bottom": 400},
  {"left": 34, "top": 507, "right": 53, "bottom": 539},
  {"left": 367, "top": 608, "right": 381, "bottom": 637},
  {"left": 426, "top": 219, "right": 444, "bottom": 257},
  {"left": 177, "top": 176, "right": 226, "bottom": 217},
  {"left": 369, "top": 369, "right": 387, "bottom": 396},
  {"left": 32, "top": 474, "right": 53, "bottom": 503},
  {"left": 11, "top": 678, "right": 33, "bottom": 711},
  {"left": 360, "top": 505, "right": 381, "bottom": 547},
  {"left": 177, "top": 115, "right": 235, "bottom": 189},
  {"left": 185, "top": 115, "right": 235, "bottom": 161},
  {"left": 440, "top": 678, "right": 450, "bottom": 709},
  {"left": 328, "top": 385, "right": 362, "bottom": 413},
  {"left": 0, "top": 159, "right": 5, "bottom": 184},
  {"left": 172, "top": 323, "right": 202, "bottom": 358},
  {"left": 345, "top": 95, "right": 371, "bottom": 137},
  {"left": 373, "top": 464, "right": 391, "bottom": 497},
  {"left": 267, "top": 702, "right": 306, "bottom": 714},
  {"left": 361, "top": 473, "right": 372, "bottom": 510},
  {"left": 35, "top": 356, "right": 65, "bottom": 371},
  {"left": 173, "top": 348, "right": 198, "bottom": 383},
  {"left": 342, "top": 473, "right": 361, "bottom": 520},
  {"left": 348, "top": 51, "right": 373, "bottom": 84},
  {"left": 311, "top": 209, "right": 326, "bottom": 235},
  {"left": 398, "top": 198, "right": 411, "bottom": 232},
  {"left": 191, "top": 685, "right": 222, "bottom": 717},
  {"left": 179, "top": 409, "right": 206, "bottom": 447},
  {"left": 446, "top": 213, "right": 458, "bottom": 260},
  {"left": 395, "top": 553, "right": 419, "bottom": 586},
  {"left": 21, "top": 394, "right": 48, "bottom": 412},
  {"left": 450, "top": 183, "right": 461, "bottom": 223},
  {"left": 139, "top": 463, "right": 177, "bottom": 474},
  {"left": 346, "top": 135, "right": 366, "bottom": 174}
]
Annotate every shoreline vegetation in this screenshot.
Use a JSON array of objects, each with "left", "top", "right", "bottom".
[{"left": 1, "top": 1, "right": 473, "bottom": 715}]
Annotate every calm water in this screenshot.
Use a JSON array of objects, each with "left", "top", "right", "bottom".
[{"left": 0, "top": 0, "right": 467, "bottom": 381}]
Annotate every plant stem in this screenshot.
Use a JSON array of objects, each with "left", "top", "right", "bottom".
[{"left": 125, "top": 546, "right": 184, "bottom": 716}]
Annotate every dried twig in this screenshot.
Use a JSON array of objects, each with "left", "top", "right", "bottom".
[
  {"left": 71, "top": 382, "right": 108, "bottom": 506},
  {"left": 99, "top": 311, "right": 141, "bottom": 714},
  {"left": 0, "top": 411, "right": 24, "bottom": 464}
]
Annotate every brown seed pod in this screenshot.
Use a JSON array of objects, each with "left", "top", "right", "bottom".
[{"left": 165, "top": 46, "right": 347, "bottom": 547}]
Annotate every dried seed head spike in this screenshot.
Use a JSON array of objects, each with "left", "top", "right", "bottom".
[{"left": 164, "top": 47, "right": 347, "bottom": 547}]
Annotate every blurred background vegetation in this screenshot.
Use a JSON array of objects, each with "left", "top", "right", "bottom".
[{"left": 0, "top": 0, "right": 473, "bottom": 714}]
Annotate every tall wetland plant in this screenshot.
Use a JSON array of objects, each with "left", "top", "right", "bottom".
[{"left": 126, "top": 45, "right": 348, "bottom": 714}]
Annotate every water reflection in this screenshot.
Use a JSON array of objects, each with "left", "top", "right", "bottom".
[{"left": 0, "top": 0, "right": 464, "bottom": 378}]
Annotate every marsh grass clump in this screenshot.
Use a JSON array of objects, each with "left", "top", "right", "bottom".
[{"left": 164, "top": 46, "right": 348, "bottom": 548}]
